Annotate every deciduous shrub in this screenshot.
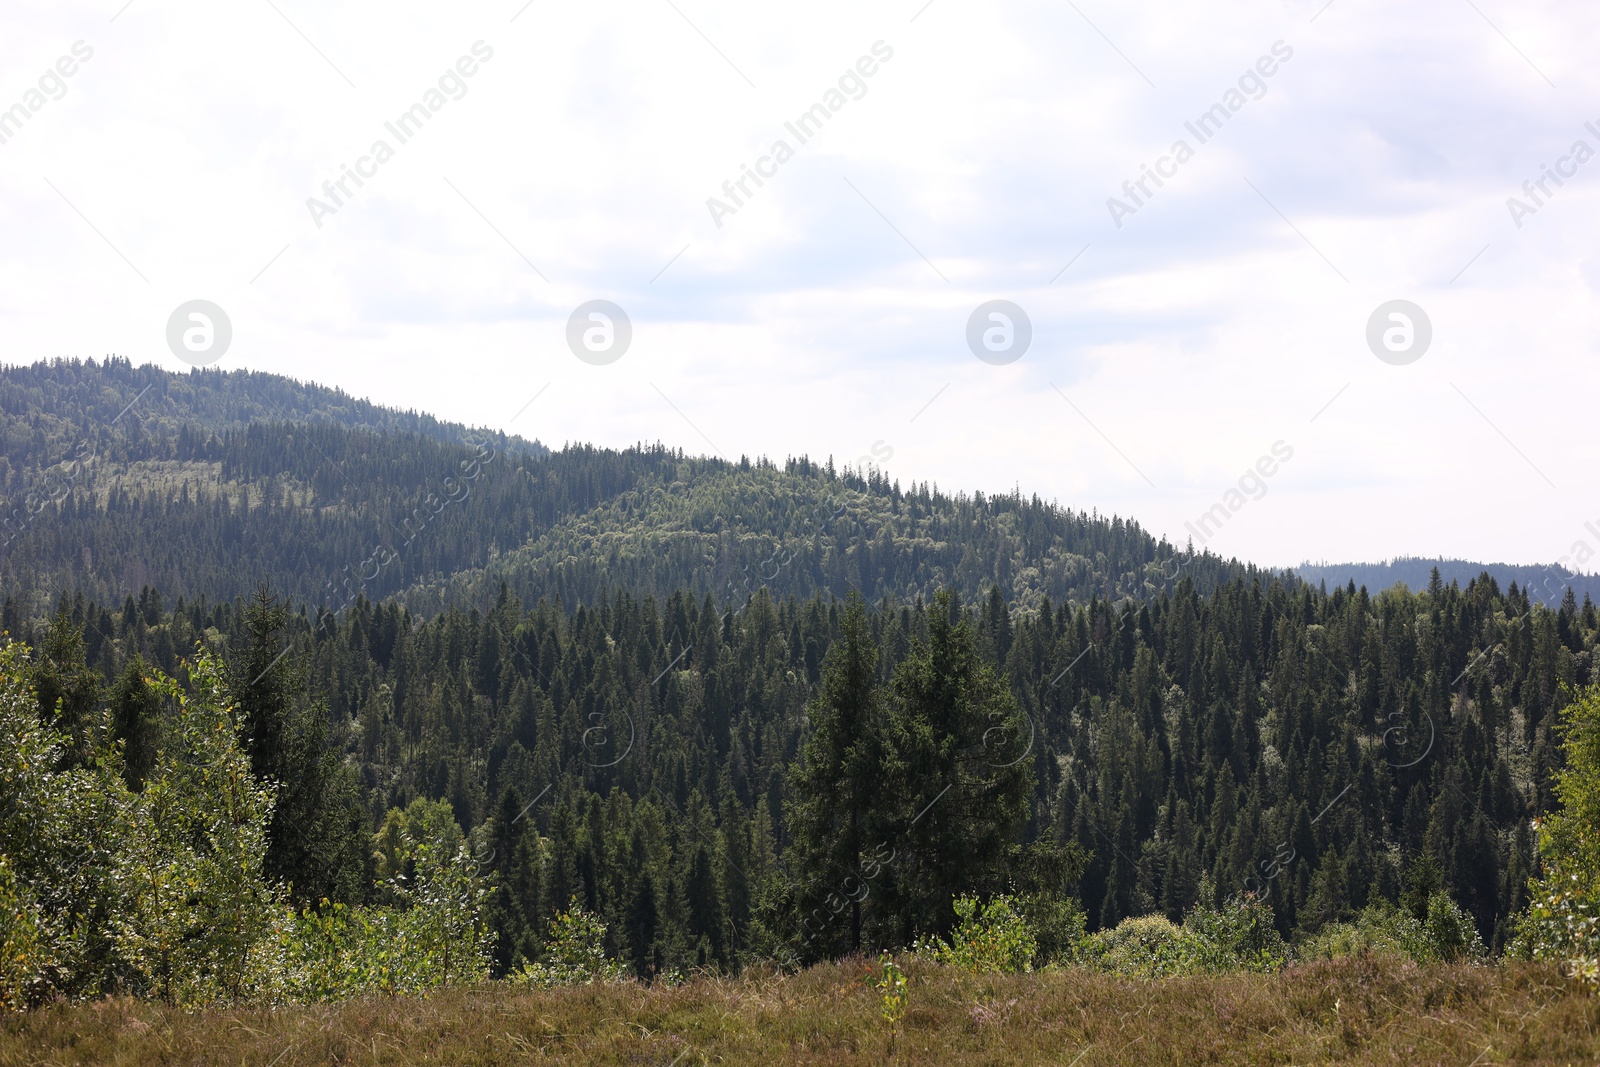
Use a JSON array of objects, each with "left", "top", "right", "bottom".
[
  {"left": 0, "top": 640, "right": 496, "bottom": 1010},
  {"left": 1075, "top": 914, "right": 1190, "bottom": 977},
  {"left": 108, "top": 654, "right": 278, "bottom": 1004},
  {"left": 916, "top": 894, "right": 1038, "bottom": 974},
  {"left": 1511, "top": 685, "right": 1600, "bottom": 986},
  {"left": 512, "top": 901, "right": 629, "bottom": 989},
  {"left": 273, "top": 807, "right": 493, "bottom": 1000},
  {"left": 0, "top": 855, "right": 50, "bottom": 1012},
  {"left": 1077, "top": 896, "right": 1286, "bottom": 976},
  {"left": 864, "top": 951, "right": 908, "bottom": 1039},
  {"left": 0, "top": 640, "right": 127, "bottom": 1004},
  {"left": 1180, "top": 896, "right": 1288, "bottom": 972},
  {"left": 1298, "top": 897, "right": 1485, "bottom": 965}
]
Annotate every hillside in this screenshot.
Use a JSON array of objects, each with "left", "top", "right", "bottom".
[
  {"left": 397, "top": 457, "right": 1252, "bottom": 619},
  {"left": 17, "top": 555, "right": 1590, "bottom": 967},
  {"left": 0, "top": 358, "right": 1254, "bottom": 620},
  {"left": 0, "top": 356, "right": 549, "bottom": 464},
  {"left": 8, "top": 360, "right": 1592, "bottom": 627}
]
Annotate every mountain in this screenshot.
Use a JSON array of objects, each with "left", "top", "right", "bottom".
[
  {"left": 0, "top": 357, "right": 547, "bottom": 615},
  {"left": 0, "top": 358, "right": 1254, "bottom": 620},
  {"left": 396, "top": 455, "right": 1258, "bottom": 620},
  {"left": 1289, "top": 557, "right": 1600, "bottom": 607},
  {"left": 0, "top": 356, "right": 550, "bottom": 463},
  {"left": 6, "top": 359, "right": 1595, "bottom": 629}
]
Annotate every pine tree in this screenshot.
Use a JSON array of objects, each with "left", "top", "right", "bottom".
[
  {"left": 626, "top": 864, "right": 661, "bottom": 979},
  {"left": 719, "top": 787, "right": 751, "bottom": 962}
]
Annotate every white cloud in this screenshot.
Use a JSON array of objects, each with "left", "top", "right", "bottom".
[{"left": 1, "top": 0, "right": 1596, "bottom": 570}]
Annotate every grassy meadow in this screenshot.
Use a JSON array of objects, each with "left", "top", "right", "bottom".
[{"left": 1, "top": 957, "right": 1594, "bottom": 1067}]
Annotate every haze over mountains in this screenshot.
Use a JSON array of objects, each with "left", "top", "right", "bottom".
[
  {"left": 1292, "top": 559, "right": 1593, "bottom": 607},
  {"left": 1291, "top": 558, "right": 1600, "bottom": 608}
]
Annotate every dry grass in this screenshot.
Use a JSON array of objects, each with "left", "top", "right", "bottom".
[{"left": 1, "top": 956, "right": 1595, "bottom": 1066}]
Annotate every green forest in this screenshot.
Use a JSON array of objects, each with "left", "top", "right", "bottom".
[
  {"left": 0, "top": 359, "right": 1595, "bottom": 1015},
  {"left": 0, "top": 359, "right": 1254, "bottom": 616}
]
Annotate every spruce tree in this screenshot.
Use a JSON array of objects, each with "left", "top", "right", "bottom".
[
  {"left": 785, "top": 594, "right": 885, "bottom": 956},
  {"left": 228, "top": 584, "right": 365, "bottom": 905},
  {"left": 108, "top": 655, "right": 160, "bottom": 790},
  {"left": 485, "top": 786, "right": 540, "bottom": 976},
  {"left": 878, "top": 590, "right": 1034, "bottom": 943},
  {"left": 30, "top": 610, "right": 104, "bottom": 769}
]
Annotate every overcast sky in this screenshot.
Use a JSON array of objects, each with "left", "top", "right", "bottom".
[{"left": 2, "top": 0, "right": 1595, "bottom": 571}]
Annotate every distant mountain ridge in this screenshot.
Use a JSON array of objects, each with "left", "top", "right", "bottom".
[{"left": 1287, "top": 556, "right": 1600, "bottom": 606}]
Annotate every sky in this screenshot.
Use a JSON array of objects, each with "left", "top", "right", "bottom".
[{"left": 1, "top": 0, "right": 1596, "bottom": 572}]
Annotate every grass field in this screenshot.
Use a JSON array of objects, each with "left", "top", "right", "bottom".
[{"left": 2, "top": 956, "right": 1594, "bottom": 1066}]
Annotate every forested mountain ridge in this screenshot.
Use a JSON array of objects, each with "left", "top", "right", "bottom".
[
  {"left": 0, "top": 358, "right": 1258, "bottom": 620},
  {"left": 0, "top": 357, "right": 552, "bottom": 610},
  {"left": 0, "top": 355, "right": 549, "bottom": 465},
  {"left": 398, "top": 456, "right": 1255, "bottom": 620}
]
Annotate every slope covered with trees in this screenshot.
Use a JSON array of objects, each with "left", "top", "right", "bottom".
[
  {"left": 2, "top": 359, "right": 1596, "bottom": 1013},
  {"left": 0, "top": 355, "right": 548, "bottom": 467},
  {"left": 0, "top": 358, "right": 1250, "bottom": 619},
  {"left": 9, "top": 559, "right": 1591, "bottom": 984}
]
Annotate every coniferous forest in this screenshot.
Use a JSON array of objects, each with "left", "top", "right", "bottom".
[{"left": 1, "top": 360, "right": 1596, "bottom": 1037}]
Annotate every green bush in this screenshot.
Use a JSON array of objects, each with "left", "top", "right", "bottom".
[
  {"left": 272, "top": 809, "right": 493, "bottom": 1000},
  {"left": 1075, "top": 914, "right": 1191, "bottom": 977},
  {"left": 1015, "top": 891, "right": 1087, "bottom": 968},
  {"left": 1424, "top": 892, "right": 1486, "bottom": 962},
  {"left": 916, "top": 894, "right": 1038, "bottom": 974},
  {"left": 1512, "top": 685, "right": 1600, "bottom": 985},
  {"left": 1296, "top": 919, "right": 1372, "bottom": 962},
  {"left": 1298, "top": 897, "right": 1485, "bottom": 965},
  {"left": 512, "top": 901, "right": 629, "bottom": 989},
  {"left": 1077, "top": 896, "right": 1286, "bottom": 977},
  {"left": 108, "top": 654, "right": 279, "bottom": 1004},
  {"left": 272, "top": 866, "right": 493, "bottom": 1001},
  {"left": 1513, "top": 875, "right": 1598, "bottom": 983},
  {"left": 0, "top": 642, "right": 290, "bottom": 1006},
  {"left": 0, "top": 855, "right": 50, "bottom": 1012},
  {"left": 863, "top": 951, "right": 908, "bottom": 1041},
  {"left": 0, "top": 640, "right": 129, "bottom": 1004},
  {"left": 1180, "top": 897, "right": 1288, "bottom": 972},
  {"left": 0, "top": 638, "right": 497, "bottom": 1009}
]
